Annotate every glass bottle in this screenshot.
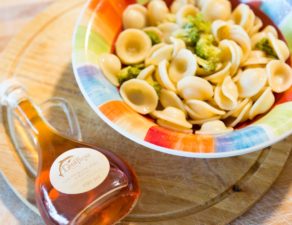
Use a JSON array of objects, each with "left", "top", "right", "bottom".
[{"left": 0, "top": 79, "right": 140, "bottom": 225}]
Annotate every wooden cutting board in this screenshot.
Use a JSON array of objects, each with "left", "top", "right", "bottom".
[{"left": 0, "top": 0, "right": 291, "bottom": 224}]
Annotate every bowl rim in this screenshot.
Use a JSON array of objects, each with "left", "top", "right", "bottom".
[{"left": 72, "top": 0, "right": 292, "bottom": 158}]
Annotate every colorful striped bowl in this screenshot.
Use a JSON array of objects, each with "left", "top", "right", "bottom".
[{"left": 72, "top": 0, "right": 292, "bottom": 158}]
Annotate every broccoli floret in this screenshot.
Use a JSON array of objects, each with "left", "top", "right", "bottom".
[
  {"left": 185, "top": 28, "right": 200, "bottom": 47},
  {"left": 195, "top": 34, "right": 222, "bottom": 62},
  {"left": 197, "top": 57, "right": 218, "bottom": 74},
  {"left": 148, "top": 80, "right": 162, "bottom": 96},
  {"left": 255, "top": 38, "right": 278, "bottom": 58},
  {"left": 145, "top": 31, "right": 161, "bottom": 45},
  {"left": 184, "top": 13, "right": 211, "bottom": 34},
  {"left": 175, "top": 27, "right": 200, "bottom": 51},
  {"left": 118, "top": 64, "right": 144, "bottom": 84}
]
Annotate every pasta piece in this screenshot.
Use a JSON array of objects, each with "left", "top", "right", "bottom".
[
  {"left": 155, "top": 59, "right": 176, "bottom": 92},
  {"left": 242, "top": 50, "right": 271, "bottom": 67},
  {"left": 251, "top": 25, "right": 278, "bottom": 47},
  {"left": 212, "top": 20, "right": 231, "bottom": 42},
  {"left": 177, "top": 76, "right": 214, "bottom": 100},
  {"left": 266, "top": 60, "right": 292, "bottom": 93},
  {"left": 249, "top": 87, "right": 275, "bottom": 120},
  {"left": 169, "top": 49, "right": 197, "bottom": 83},
  {"left": 231, "top": 4, "right": 255, "bottom": 34},
  {"left": 123, "top": 4, "right": 148, "bottom": 29},
  {"left": 219, "top": 40, "right": 242, "bottom": 76},
  {"left": 146, "top": 44, "right": 174, "bottom": 65},
  {"left": 190, "top": 116, "right": 221, "bottom": 125},
  {"left": 196, "top": 120, "right": 233, "bottom": 135},
  {"left": 213, "top": 22, "right": 251, "bottom": 63},
  {"left": 214, "top": 76, "right": 238, "bottom": 110},
  {"left": 232, "top": 69, "right": 242, "bottom": 83},
  {"left": 205, "top": 62, "right": 231, "bottom": 84},
  {"left": 176, "top": 4, "right": 199, "bottom": 26},
  {"left": 267, "top": 33, "right": 290, "bottom": 62},
  {"left": 98, "top": 53, "right": 121, "bottom": 86},
  {"left": 249, "top": 16, "right": 263, "bottom": 36},
  {"left": 170, "top": 37, "right": 186, "bottom": 57},
  {"left": 170, "top": 0, "right": 195, "bottom": 13},
  {"left": 226, "top": 100, "right": 253, "bottom": 127},
  {"left": 237, "top": 68, "right": 267, "bottom": 98},
  {"left": 153, "top": 107, "right": 192, "bottom": 132},
  {"left": 145, "top": 43, "right": 166, "bottom": 62},
  {"left": 158, "top": 22, "right": 180, "bottom": 43},
  {"left": 160, "top": 89, "right": 186, "bottom": 113},
  {"left": 137, "top": 65, "right": 156, "bottom": 80},
  {"left": 229, "top": 25, "right": 251, "bottom": 63},
  {"left": 115, "top": 29, "right": 152, "bottom": 64},
  {"left": 200, "top": 0, "right": 231, "bottom": 22},
  {"left": 222, "top": 98, "right": 250, "bottom": 119},
  {"left": 143, "top": 27, "right": 163, "bottom": 43},
  {"left": 120, "top": 79, "right": 158, "bottom": 114},
  {"left": 251, "top": 33, "right": 266, "bottom": 49},
  {"left": 148, "top": 0, "right": 169, "bottom": 25},
  {"left": 185, "top": 99, "right": 225, "bottom": 119}
]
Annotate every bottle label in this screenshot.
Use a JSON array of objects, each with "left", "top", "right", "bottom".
[{"left": 49, "top": 148, "right": 110, "bottom": 194}]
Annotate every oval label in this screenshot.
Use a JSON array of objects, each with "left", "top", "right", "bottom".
[{"left": 49, "top": 148, "right": 110, "bottom": 194}]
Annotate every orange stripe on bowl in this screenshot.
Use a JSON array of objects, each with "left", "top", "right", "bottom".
[
  {"left": 145, "top": 126, "right": 215, "bottom": 153},
  {"left": 89, "top": 0, "right": 135, "bottom": 11},
  {"left": 89, "top": 0, "right": 124, "bottom": 46},
  {"left": 99, "top": 101, "right": 156, "bottom": 139},
  {"left": 108, "top": 0, "right": 135, "bottom": 17}
]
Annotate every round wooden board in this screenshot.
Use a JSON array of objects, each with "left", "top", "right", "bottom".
[{"left": 0, "top": 0, "right": 291, "bottom": 224}]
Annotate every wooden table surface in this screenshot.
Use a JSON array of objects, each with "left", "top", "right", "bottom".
[{"left": 0, "top": 0, "right": 292, "bottom": 224}]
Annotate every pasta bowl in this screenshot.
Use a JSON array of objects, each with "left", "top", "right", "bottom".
[{"left": 72, "top": 0, "right": 292, "bottom": 158}]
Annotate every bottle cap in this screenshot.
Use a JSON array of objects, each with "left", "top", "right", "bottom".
[{"left": 0, "top": 78, "right": 26, "bottom": 107}]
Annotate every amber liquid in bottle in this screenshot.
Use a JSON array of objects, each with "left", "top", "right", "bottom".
[{"left": 16, "top": 99, "right": 140, "bottom": 225}]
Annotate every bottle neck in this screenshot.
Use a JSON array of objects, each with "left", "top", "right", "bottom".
[
  {"left": 16, "top": 99, "right": 49, "bottom": 137},
  {"left": 4, "top": 88, "right": 49, "bottom": 138}
]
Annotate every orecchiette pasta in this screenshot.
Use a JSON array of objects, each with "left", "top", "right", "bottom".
[
  {"left": 147, "top": 0, "right": 169, "bottom": 25},
  {"left": 200, "top": 0, "right": 231, "bottom": 22},
  {"left": 237, "top": 68, "right": 267, "bottom": 98},
  {"left": 98, "top": 53, "right": 121, "bottom": 86},
  {"left": 171, "top": 0, "right": 196, "bottom": 14},
  {"left": 219, "top": 40, "right": 242, "bottom": 76},
  {"left": 267, "top": 33, "right": 290, "bottom": 62},
  {"left": 170, "top": 37, "right": 186, "bottom": 56},
  {"left": 242, "top": 50, "right": 271, "bottom": 67},
  {"left": 137, "top": 65, "right": 156, "bottom": 80},
  {"left": 214, "top": 76, "right": 238, "bottom": 110},
  {"left": 99, "top": 1, "right": 292, "bottom": 134},
  {"left": 152, "top": 107, "right": 192, "bottom": 132},
  {"left": 156, "top": 59, "right": 177, "bottom": 91},
  {"left": 120, "top": 79, "right": 158, "bottom": 115},
  {"left": 249, "top": 87, "right": 275, "bottom": 120},
  {"left": 160, "top": 89, "right": 186, "bottom": 113},
  {"left": 146, "top": 44, "right": 174, "bottom": 65},
  {"left": 158, "top": 22, "right": 180, "bottom": 43},
  {"left": 266, "top": 60, "right": 292, "bottom": 93},
  {"left": 123, "top": 4, "right": 148, "bottom": 29},
  {"left": 185, "top": 99, "right": 225, "bottom": 119},
  {"left": 176, "top": 4, "right": 199, "bottom": 26},
  {"left": 231, "top": 4, "right": 255, "bottom": 35},
  {"left": 196, "top": 120, "right": 233, "bottom": 135},
  {"left": 205, "top": 62, "right": 231, "bottom": 84},
  {"left": 177, "top": 76, "right": 214, "bottom": 100},
  {"left": 115, "top": 29, "right": 152, "bottom": 64},
  {"left": 169, "top": 48, "right": 197, "bottom": 83}
]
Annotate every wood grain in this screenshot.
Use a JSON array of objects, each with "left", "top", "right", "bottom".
[{"left": 0, "top": 0, "right": 291, "bottom": 225}]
